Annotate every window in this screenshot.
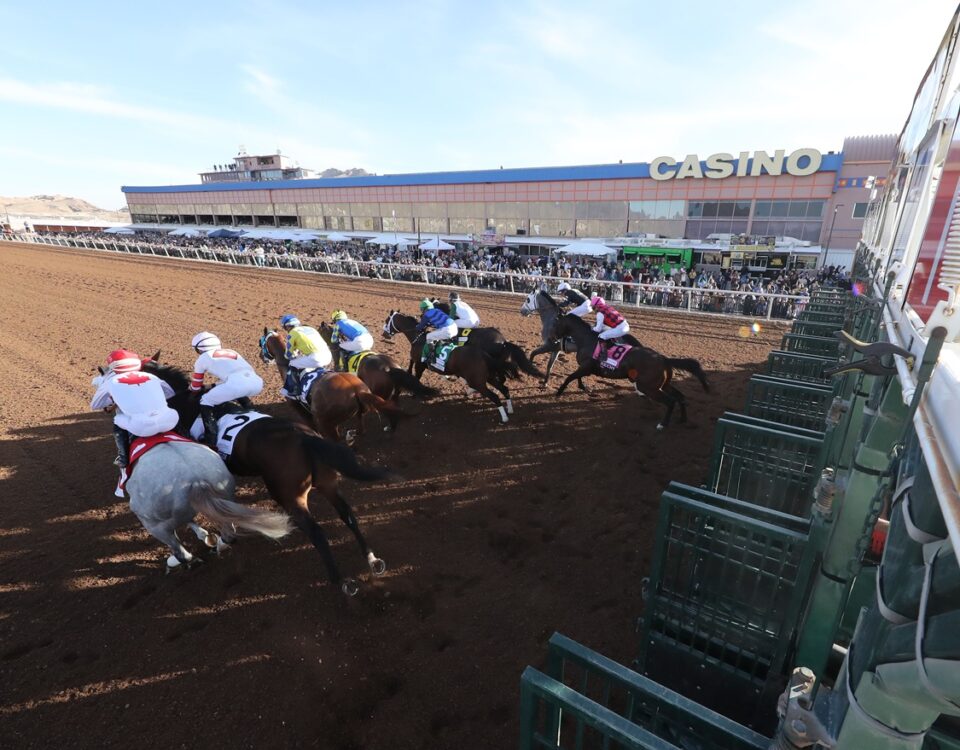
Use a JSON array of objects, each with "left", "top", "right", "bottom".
[{"left": 852, "top": 202, "right": 869, "bottom": 218}]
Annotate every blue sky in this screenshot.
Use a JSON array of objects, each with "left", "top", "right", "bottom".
[{"left": 0, "top": 0, "right": 951, "bottom": 209}]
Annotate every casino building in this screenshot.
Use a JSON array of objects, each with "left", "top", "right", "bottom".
[{"left": 123, "top": 135, "right": 896, "bottom": 255}]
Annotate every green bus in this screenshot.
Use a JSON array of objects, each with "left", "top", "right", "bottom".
[{"left": 621, "top": 246, "right": 694, "bottom": 275}]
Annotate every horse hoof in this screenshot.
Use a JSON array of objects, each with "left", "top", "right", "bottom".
[
  {"left": 216, "top": 537, "right": 232, "bottom": 555},
  {"left": 656, "top": 423, "right": 665, "bottom": 432},
  {"left": 369, "top": 557, "right": 387, "bottom": 576},
  {"left": 341, "top": 579, "right": 360, "bottom": 597},
  {"left": 345, "top": 429, "right": 357, "bottom": 446},
  {"left": 383, "top": 425, "right": 392, "bottom": 433}
]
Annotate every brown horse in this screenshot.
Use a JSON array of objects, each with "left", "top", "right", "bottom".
[
  {"left": 143, "top": 359, "right": 394, "bottom": 596},
  {"left": 382, "top": 311, "right": 519, "bottom": 423},
  {"left": 259, "top": 329, "right": 408, "bottom": 440},
  {"left": 549, "top": 313, "right": 710, "bottom": 430},
  {"left": 316, "top": 322, "right": 439, "bottom": 404}
]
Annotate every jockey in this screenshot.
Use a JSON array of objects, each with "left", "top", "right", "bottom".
[
  {"left": 90, "top": 349, "right": 179, "bottom": 469},
  {"left": 330, "top": 310, "right": 374, "bottom": 371},
  {"left": 557, "top": 281, "right": 593, "bottom": 318},
  {"left": 415, "top": 299, "right": 457, "bottom": 362},
  {"left": 189, "top": 332, "right": 264, "bottom": 448},
  {"left": 590, "top": 296, "right": 630, "bottom": 360},
  {"left": 280, "top": 314, "right": 332, "bottom": 398},
  {"left": 447, "top": 291, "right": 480, "bottom": 331}
]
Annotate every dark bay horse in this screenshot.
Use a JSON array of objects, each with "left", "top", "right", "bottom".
[
  {"left": 429, "top": 299, "right": 543, "bottom": 379},
  {"left": 549, "top": 314, "right": 710, "bottom": 430},
  {"left": 259, "top": 329, "right": 408, "bottom": 440},
  {"left": 316, "top": 322, "right": 439, "bottom": 404},
  {"left": 520, "top": 289, "right": 642, "bottom": 387},
  {"left": 382, "top": 311, "right": 518, "bottom": 423},
  {"left": 144, "top": 359, "right": 393, "bottom": 596}
]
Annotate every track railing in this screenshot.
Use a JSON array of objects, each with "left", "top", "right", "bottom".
[{"left": 3, "top": 234, "right": 811, "bottom": 322}]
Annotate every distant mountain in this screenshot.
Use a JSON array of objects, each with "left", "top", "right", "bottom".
[
  {"left": 317, "top": 168, "right": 371, "bottom": 178},
  {"left": 1, "top": 194, "right": 130, "bottom": 223}
]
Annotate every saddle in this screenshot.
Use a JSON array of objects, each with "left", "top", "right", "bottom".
[
  {"left": 593, "top": 341, "right": 632, "bottom": 370},
  {"left": 346, "top": 351, "right": 375, "bottom": 374},
  {"left": 122, "top": 432, "right": 195, "bottom": 489},
  {"left": 456, "top": 328, "right": 472, "bottom": 345}
]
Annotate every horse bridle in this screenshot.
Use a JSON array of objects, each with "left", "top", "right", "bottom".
[
  {"left": 383, "top": 311, "right": 425, "bottom": 344},
  {"left": 259, "top": 330, "right": 278, "bottom": 363}
]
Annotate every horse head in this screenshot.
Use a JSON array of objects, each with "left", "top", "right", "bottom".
[{"left": 259, "top": 329, "right": 280, "bottom": 363}]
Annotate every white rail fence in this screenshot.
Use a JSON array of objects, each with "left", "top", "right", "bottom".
[{"left": 4, "top": 234, "right": 809, "bottom": 321}]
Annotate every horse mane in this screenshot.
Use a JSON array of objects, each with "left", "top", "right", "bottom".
[
  {"left": 144, "top": 360, "right": 191, "bottom": 392},
  {"left": 540, "top": 290, "right": 560, "bottom": 307}
]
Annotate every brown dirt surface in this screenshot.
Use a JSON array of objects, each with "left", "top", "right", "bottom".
[{"left": 0, "top": 242, "right": 783, "bottom": 749}]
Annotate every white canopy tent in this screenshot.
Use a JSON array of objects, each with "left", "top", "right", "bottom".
[
  {"left": 364, "top": 233, "right": 419, "bottom": 247},
  {"left": 103, "top": 226, "right": 136, "bottom": 235},
  {"left": 553, "top": 242, "right": 617, "bottom": 259},
  {"left": 419, "top": 236, "right": 455, "bottom": 252},
  {"left": 168, "top": 227, "right": 202, "bottom": 237},
  {"left": 323, "top": 232, "right": 351, "bottom": 242}
]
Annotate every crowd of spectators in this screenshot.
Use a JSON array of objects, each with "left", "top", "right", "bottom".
[{"left": 28, "top": 229, "right": 848, "bottom": 320}]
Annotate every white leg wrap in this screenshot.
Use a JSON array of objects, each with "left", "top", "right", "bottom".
[
  {"left": 498, "top": 406, "right": 509, "bottom": 423},
  {"left": 506, "top": 399, "right": 514, "bottom": 414}
]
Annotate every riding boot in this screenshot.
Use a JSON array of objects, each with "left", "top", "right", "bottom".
[
  {"left": 422, "top": 342, "right": 433, "bottom": 363},
  {"left": 331, "top": 345, "right": 342, "bottom": 371},
  {"left": 597, "top": 342, "right": 608, "bottom": 361},
  {"left": 283, "top": 368, "right": 300, "bottom": 397},
  {"left": 199, "top": 405, "right": 219, "bottom": 449},
  {"left": 112, "top": 424, "right": 131, "bottom": 467},
  {"left": 236, "top": 397, "right": 254, "bottom": 410}
]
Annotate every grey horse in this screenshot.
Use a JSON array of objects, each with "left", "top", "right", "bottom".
[{"left": 127, "top": 441, "right": 292, "bottom": 569}]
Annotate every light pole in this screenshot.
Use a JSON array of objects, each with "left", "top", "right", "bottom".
[{"left": 822, "top": 203, "right": 844, "bottom": 270}]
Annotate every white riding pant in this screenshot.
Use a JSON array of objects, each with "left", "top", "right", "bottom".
[
  {"left": 115, "top": 407, "right": 179, "bottom": 437},
  {"left": 199, "top": 371, "right": 264, "bottom": 407},
  {"left": 598, "top": 320, "right": 630, "bottom": 340},
  {"left": 426, "top": 323, "right": 458, "bottom": 343},
  {"left": 339, "top": 333, "right": 374, "bottom": 353},
  {"left": 453, "top": 314, "right": 480, "bottom": 329},
  {"left": 568, "top": 301, "right": 593, "bottom": 318},
  {"left": 290, "top": 351, "right": 332, "bottom": 370}
]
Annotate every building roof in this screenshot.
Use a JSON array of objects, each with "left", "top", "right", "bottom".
[
  {"left": 123, "top": 153, "right": 845, "bottom": 194},
  {"left": 840, "top": 134, "right": 897, "bottom": 162}
]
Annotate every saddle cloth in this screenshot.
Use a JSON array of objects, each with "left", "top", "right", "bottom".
[
  {"left": 293, "top": 368, "right": 324, "bottom": 405},
  {"left": 456, "top": 328, "right": 472, "bottom": 345},
  {"left": 122, "top": 432, "right": 195, "bottom": 489},
  {"left": 593, "top": 342, "right": 632, "bottom": 370},
  {"left": 189, "top": 410, "right": 270, "bottom": 458},
  {"left": 346, "top": 351, "right": 375, "bottom": 374},
  {"left": 426, "top": 342, "right": 460, "bottom": 371}
]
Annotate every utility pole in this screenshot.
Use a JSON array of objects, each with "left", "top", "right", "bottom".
[{"left": 822, "top": 203, "right": 844, "bottom": 269}]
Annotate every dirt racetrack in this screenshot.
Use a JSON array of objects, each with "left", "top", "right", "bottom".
[{"left": 0, "top": 242, "right": 783, "bottom": 749}]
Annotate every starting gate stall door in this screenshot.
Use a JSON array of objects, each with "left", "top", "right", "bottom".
[
  {"left": 790, "top": 320, "right": 845, "bottom": 338},
  {"left": 766, "top": 351, "right": 837, "bottom": 384},
  {"left": 743, "top": 375, "right": 834, "bottom": 430},
  {"left": 523, "top": 633, "right": 769, "bottom": 750},
  {"left": 780, "top": 333, "right": 842, "bottom": 358},
  {"left": 637, "top": 483, "right": 815, "bottom": 735},
  {"left": 707, "top": 413, "right": 825, "bottom": 517}
]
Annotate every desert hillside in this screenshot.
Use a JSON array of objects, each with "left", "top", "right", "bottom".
[{"left": 1, "top": 194, "right": 130, "bottom": 223}]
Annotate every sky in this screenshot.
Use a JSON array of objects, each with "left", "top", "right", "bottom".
[{"left": 0, "top": 0, "right": 953, "bottom": 209}]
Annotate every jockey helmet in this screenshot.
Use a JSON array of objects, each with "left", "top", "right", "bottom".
[
  {"left": 591, "top": 295, "right": 605, "bottom": 307},
  {"left": 107, "top": 349, "right": 142, "bottom": 374},
  {"left": 419, "top": 299, "right": 433, "bottom": 311},
  {"left": 331, "top": 310, "right": 347, "bottom": 322},
  {"left": 449, "top": 291, "right": 460, "bottom": 302},
  {"left": 191, "top": 331, "right": 221, "bottom": 353},
  {"left": 280, "top": 314, "right": 300, "bottom": 328},
  {"left": 557, "top": 282, "right": 571, "bottom": 292}
]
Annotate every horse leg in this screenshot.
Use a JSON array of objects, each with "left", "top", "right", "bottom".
[
  {"left": 490, "top": 377, "right": 512, "bottom": 414},
  {"left": 288, "top": 505, "right": 357, "bottom": 596},
  {"left": 648, "top": 389, "right": 676, "bottom": 432},
  {"left": 472, "top": 378, "right": 507, "bottom": 423},
  {"left": 188, "top": 521, "right": 217, "bottom": 549},
  {"left": 328, "top": 489, "right": 386, "bottom": 576},
  {"left": 541, "top": 350, "right": 560, "bottom": 389},
  {"left": 556, "top": 362, "right": 593, "bottom": 397},
  {"left": 667, "top": 384, "right": 688, "bottom": 423},
  {"left": 140, "top": 519, "right": 194, "bottom": 570}
]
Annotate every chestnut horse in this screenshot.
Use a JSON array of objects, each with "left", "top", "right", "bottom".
[
  {"left": 316, "top": 322, "right": 438, "bottom": 404},
  {"left": 259, "top": 329, "right": 408, "bottom": 440},
  {"left": 382, "top": 311, "right": 519, "bottom": 423},
  {"left": 144, "top": 359, "right": 393, "bottom": 596},
  {"left": 549, "top": 313, "right": 710, "bottom": 430}
]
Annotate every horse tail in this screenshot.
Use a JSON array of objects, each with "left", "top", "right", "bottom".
[
  {"left": 388, "top": 367, "right": 439, "bottom": 398},
  {"left": 356, "top": 390, "right": 411, "bottom": 422},
  {"left": 187, "top": 482, "right": 292, "bottom": 539},
  {"left": 667, "top": 358, "right": 710, "bottom": 392},
  {"left": 501, "top": 342, "right": 545, "bottom": 378},
  {"left": 483, "top": 350, "right": 518, "bottom": 380},
  {"left": 302, "top": 435, "right": 396, "bottom": 482}
]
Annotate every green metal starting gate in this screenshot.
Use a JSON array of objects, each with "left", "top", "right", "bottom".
[
  {"left": 766, "top": 350, "right": 837, "bottom": 383},
  {"left": 743, "top": 374, "right": 834, "bottom": 430}
]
